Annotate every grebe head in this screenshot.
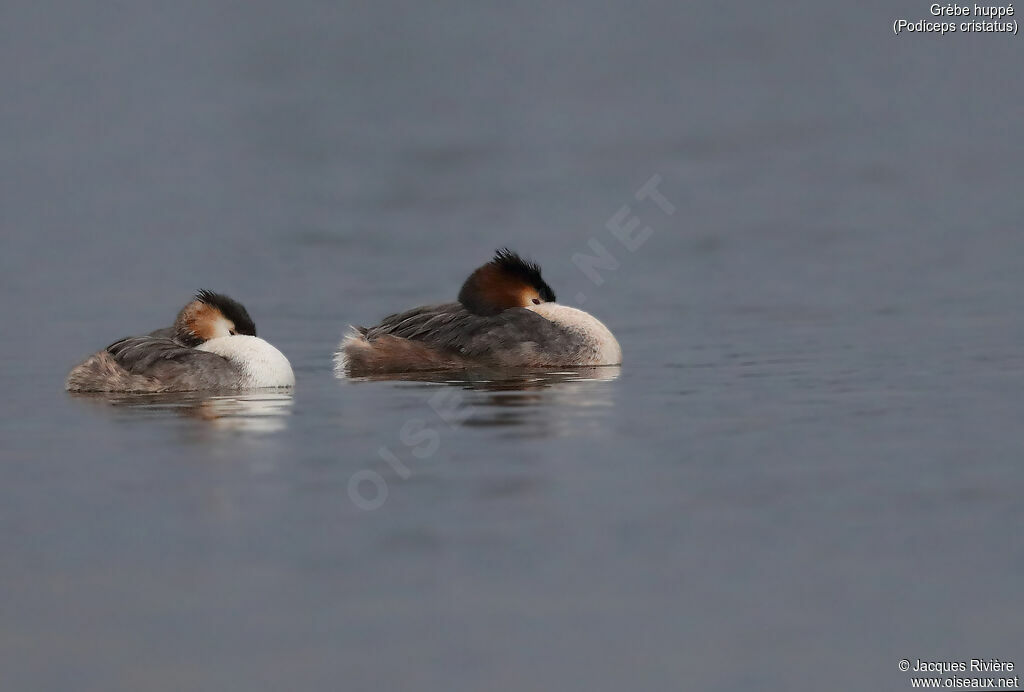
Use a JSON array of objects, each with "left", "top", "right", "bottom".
[
  {"left": 173, "top": 290, "right": 257, "bottom": 346},
  {"left": 457, "top": 248, "right": 557, "bottom": 316}
]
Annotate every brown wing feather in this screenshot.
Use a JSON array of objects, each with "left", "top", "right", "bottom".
[
  {"left": 343, "top": 303, "right": 585, "bottom": 374},
  {"left": 66, "top": 337, "right": 240, "bottom": 392}
]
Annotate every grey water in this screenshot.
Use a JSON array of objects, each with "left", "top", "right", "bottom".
[{"left": 2, "top": 2, "right": 1023, "bottom": 690}]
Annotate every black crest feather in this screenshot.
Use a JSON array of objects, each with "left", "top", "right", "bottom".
[
  {"left": 195, "top": 289, "right": 257, "bottom": 336},
  {"left": 490, "top": 248, "right": 556, "bottom": 302},
  {"left": 457, "top": 248, "right": 557, "bottom": 315}
]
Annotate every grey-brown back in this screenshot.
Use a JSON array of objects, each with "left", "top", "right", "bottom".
[
  {"left": 66, "top": 336, "right": 241, "bottom": 392},
  {"left": 360, "top": 303, "right": 586, "bottom": 367}
]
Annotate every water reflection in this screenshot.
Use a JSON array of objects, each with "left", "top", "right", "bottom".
[
  {"left": 69, "top": 391, "right": 294, "bottom": 433},
  {"left": 343, "top": 366, "right": 621, "bottom": 389},
  {"left": 346, "top": 367, "right": 620, "bottom": 436}
]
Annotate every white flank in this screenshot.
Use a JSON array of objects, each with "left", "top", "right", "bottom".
[
  {"left": 198, "top": 335, "right": 295, "bottom": 388},
  {"left": 526, "top": 302, "right": 623, "bottom": 365},
  {"left": 332, "top": 329, "right": 360, "bottom": 376}
]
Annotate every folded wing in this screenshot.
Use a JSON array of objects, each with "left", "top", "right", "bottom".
[{"left": 360, "top": 303, "right": 583, "bottom": 366}]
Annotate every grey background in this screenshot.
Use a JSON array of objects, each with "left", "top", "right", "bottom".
[{"left": 2, "top": 1, "right": 1023, "bottom": 690}]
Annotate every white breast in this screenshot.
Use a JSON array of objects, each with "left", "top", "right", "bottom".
[
  {"left": 526, "top": 303, "right": 623, "bottom": 365},
  {"left": 198, "top": 335, "right": 295, "bottom": 388}
]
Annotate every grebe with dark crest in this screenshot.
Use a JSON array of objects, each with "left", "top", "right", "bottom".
[
  {"left": 336, "top": 249, "right": 621, "bottom": 375},
  {"left": 66, "top": 290, "right": 294, "bottom": 392}
]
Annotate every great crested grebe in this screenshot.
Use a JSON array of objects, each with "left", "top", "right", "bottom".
[
  {"left": 66, "top": 290, "right": 294, "bottom": 392},
  {"left": 336, "top": 249, "right": 621, "bottom": 375}
]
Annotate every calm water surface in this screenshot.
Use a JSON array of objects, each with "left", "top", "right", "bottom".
[{"left": 2, "top": 2, "right": 1023, "bottom": 690}]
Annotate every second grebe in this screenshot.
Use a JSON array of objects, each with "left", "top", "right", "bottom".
[
  {"left": 336, "top": 249, "right": 622, "bottom": 375},
  {"left": 66, "top": 290, "right": 294, "bottom": 392}
]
